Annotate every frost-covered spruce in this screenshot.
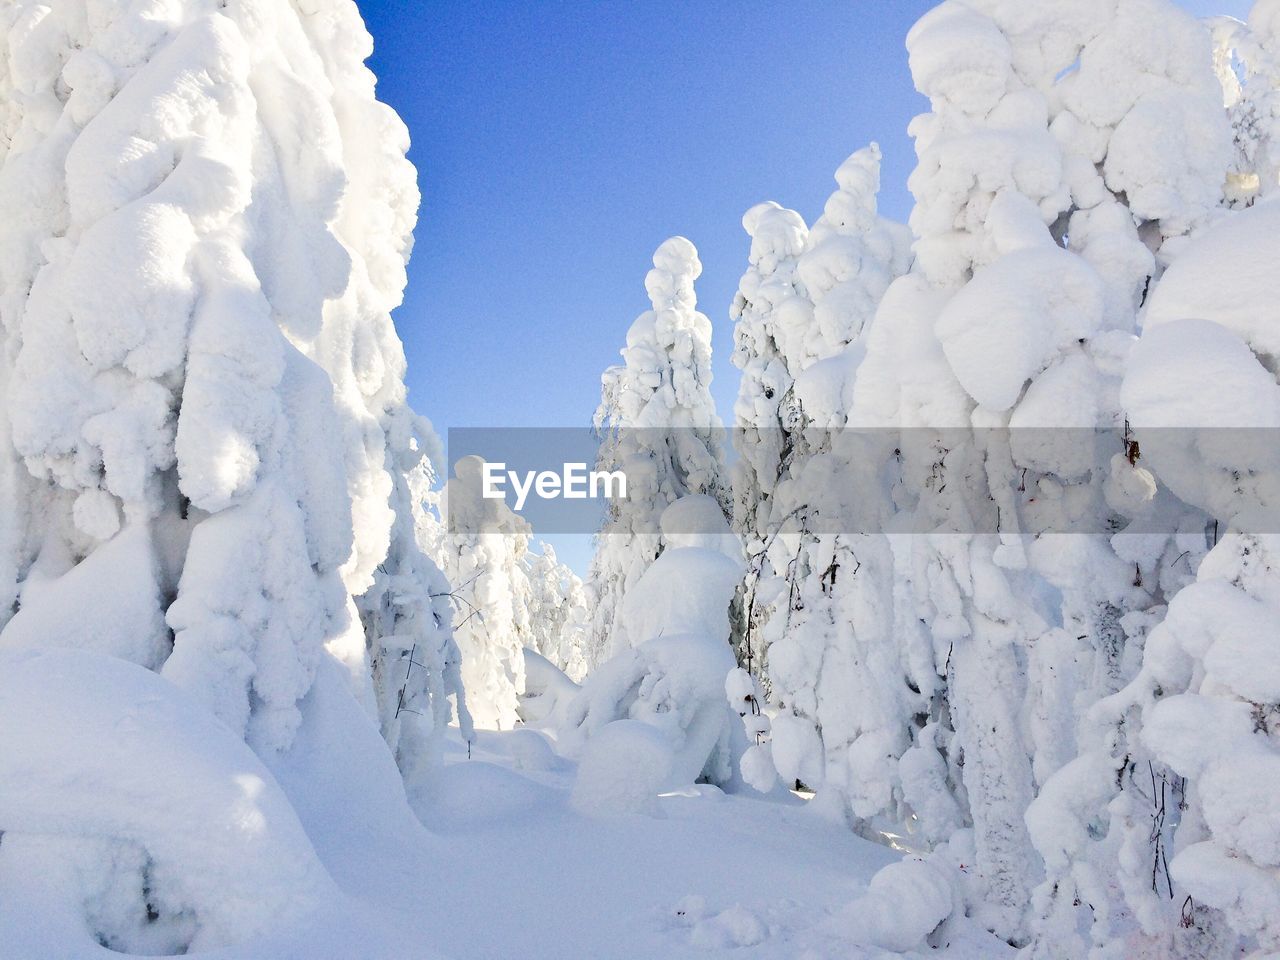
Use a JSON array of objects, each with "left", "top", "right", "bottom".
[
  {"left": 1210, "top": 1, "right": 1280, "bottom": 205},
  {"left": 1028, "top": 195, "right": 1280, "bottom": 959},
  {"left": 432, "top": 456, "right": 536, "bottom": 730},
  {"left": 730, "top": 200, "right": 810, "bottom": 676},
  {"left": 735, "top": 146, "right": 917, "bottom": 834},
  {"left": 1132, "top": 534, "right": 1280, "bottom": 956},
  {"left": 830, "top": 0, "right": 1233, "bottom": 944},
  {"left": 940, "top": 1, "right": 1238, "bottom": 953},
  {"left": 586, "top": 237, "right": 727, "bottom": 669},
  {"left": 0, "top": 0, "right": 465, "bottom": 759},
  {"left": 362, "top": 442, "right": 472, "bottom": 780},
  {"left": 526, "top": 542, "right": 590, "bottom": 681},
  {"left": 730, "top": 201, "right": 808, "bottom": 547},
  {"left": 0, "top": 0, "right": 467, "bottom": 951},
  {"left": 296, "top": 0, "right": 470, "bottom": 777}
]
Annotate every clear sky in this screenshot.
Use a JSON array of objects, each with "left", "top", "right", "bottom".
[{"left": 357, "top": 0, "right": 1250, "bottom": 571}]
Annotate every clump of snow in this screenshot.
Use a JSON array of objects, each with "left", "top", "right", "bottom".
[
  {"left": 726, "top": 667, "right": 775, "bottom": 792},
  {"left": 768, "top": 712, "right": 825, "bottom": 791},
  {"left": 571, "top": 719, "right": 673, "bottom": 817},
  {"left": 690, "top": 903, "right": 769, "bottom": 950},
  {"left": 1, "top": 524, "right": 167, "bottom": 669},
  {"left": 738, "top": 742, "right": 778, "bottom": 794},
  {"left": 1123, "top": 317, "right": 1280, "bottom": 522},
  {"left": 836, "top": 857, "right": 958, "bottom": 954},
  {"left": 907, "top": 3, "right": 1013, "bottom": 116},
  {"left": 562, "top": 497, "right": 747, "bottom": 799},
  {"left": 1145, "top": 196, "right": 1280, "bottom": 362},
  {"left": 617, "top": 539, "right": 741, "bottom": 652},
  {"left": 519, "top": 646, "right": 583, "bottom": 729},
  {"left": 935, "top": 244, "right": 1105, "bottom": 412}
]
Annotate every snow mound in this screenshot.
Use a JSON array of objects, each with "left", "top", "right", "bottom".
[
  {"left": 503, "top": 727, "right": 561, "bottom": 773},
  {"left": 838, "top": 857, "right": 957, "bottom": 953},
  {"left": 0, "top": 648, "right": 332, "bottom": 954},
  {"left": 571, "top": 719, "right": 673, "bottom": 817},
  {"left": 690, "top": 903, "right": 769, "bottom": 950},
  {"left": 0, "top": 524, "right": 167, "bottom": 669}
]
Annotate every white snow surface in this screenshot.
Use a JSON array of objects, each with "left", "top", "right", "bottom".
[
  {"left": 408, "top": 728, "right": 1013, "bottom": 960},
  {"left": 0, "top": 648, "right": 415, "bottom": 958},
  {"left": 0, "top": 655, "right": 1016, "bottom": 960}
]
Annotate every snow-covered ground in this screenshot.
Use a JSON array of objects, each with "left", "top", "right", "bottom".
[
  {"left": 410, "top": 729, "right": 1010, "bottom": 960},
  {"left": 0, "top": 645, "right": 1006, "bottom": 960},
  {"left": 0, "top": 661, "right": 1000, "bottom": 960}
]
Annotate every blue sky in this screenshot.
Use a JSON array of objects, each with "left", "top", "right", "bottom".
[{"left": 358, "top": 0, "right": 1249, "bottom": 571}]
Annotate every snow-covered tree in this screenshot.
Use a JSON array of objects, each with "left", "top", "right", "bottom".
[
  {"left": 0, "top": 1, "right": 465, "bottom": 951},
  {"left": 730, "top": 201, "right": 810, "bottom": 676},
  {"left": 734, "top": 146, "right": 916, "bottom": 839},
  {"left": 1025, "top": 190, "right": 1280, "bottom": 959},
  {"left": 586, "top": 236, "right": 727, "bottom": 669},
  {"left": 432, "top": 455, "right": 535, "bottom": 730},
  {"left": 1210, "top": 1, "right": 1280, "bottom": 205},
  {"left": 361, "top": 438, "right": 472, "bottom": 781},
  {"left": 526, "top": 542, "right": 589, "bottom": 681},
  {"left": 565, "top": 496, "right": 749, "bottom": 809},
  {"left": 815, "top": 0, "right": 1235, "bottom": 943}
]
